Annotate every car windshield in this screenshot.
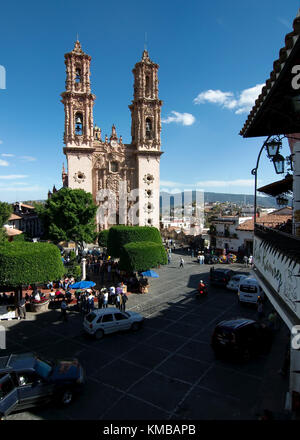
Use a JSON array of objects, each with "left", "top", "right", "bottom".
[
  {"left": 85, "top": 312, "right": 96, "bottom": 322},
  {"left": 34, "top": 359, "right": 52, "bottom": 379},
  {"left": 240, "top": 284, "right": 258, "bottom": 293}
]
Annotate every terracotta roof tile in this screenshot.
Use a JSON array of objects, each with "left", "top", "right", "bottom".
[{"left": 240, "top": 12, "right": 300, "bottom": 136}]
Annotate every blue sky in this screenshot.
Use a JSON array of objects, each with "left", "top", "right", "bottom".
[{"left": 0, "top": 0, "right": 299, "bottom": 202}]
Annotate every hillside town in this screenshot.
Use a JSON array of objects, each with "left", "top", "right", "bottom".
[{"left": 0, "top": 1, "right": 300, "bottom": 430}]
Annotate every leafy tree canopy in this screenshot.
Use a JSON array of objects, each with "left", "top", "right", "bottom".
[
  {"left": 36, "top": 188, "right": 97, "bottom": 248},
  {"left": 0, "top": 201, "right": 13, "bottom": 242}
]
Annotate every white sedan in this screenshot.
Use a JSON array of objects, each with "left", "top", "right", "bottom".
[
  {"left": 226, "top": 274, "right": 248, "bottom": 291},
  {"left": 83, "top": 307, "right": 144, "bottom": 339}
]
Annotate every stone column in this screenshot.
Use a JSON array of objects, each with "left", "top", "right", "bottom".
[{"left": 81, "top": 258, "right": 86, "bottom": 281}]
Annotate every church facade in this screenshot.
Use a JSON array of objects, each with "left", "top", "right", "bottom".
[{"left": 61, "top": 41, "right": 163, "bottom": 231}]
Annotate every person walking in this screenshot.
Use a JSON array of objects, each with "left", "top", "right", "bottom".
[
  {"left": 61, "top": 299, "right": 68, "bottom": 322},
  {"left": 244, "top": 255, "right": 248, "bottom": 267},
  {"left": 257, "top": 297, "right": 264, "bottom": 320},
  {"left": 17, "top": 296, "right": 26, "bottom": 320},
  {"left": 167, "top": 254, "right": 171, "bottom": 264},
  {"left": 98, "top": 290, "right": 104, "bottom": 309},
  {"left": 121, "top": 292, "right": 128, "bottom": 311},
  {"left": 179, "top": 257, "right": 184, "bottom": 268},
  {"left": 103, "top": 289, "right": 108, "bottom": 308}
]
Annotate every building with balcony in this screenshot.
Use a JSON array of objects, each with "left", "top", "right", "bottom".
[{"left": 240, "top": 10, "right": 300, "bottom": 414}]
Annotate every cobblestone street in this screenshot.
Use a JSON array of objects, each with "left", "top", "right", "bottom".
[{"left": 1, "top": 251, "right": 289, "bottom": 420}]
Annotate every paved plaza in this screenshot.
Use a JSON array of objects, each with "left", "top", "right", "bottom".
[{"left": 1, "top": 250, "right": 289, "bottom": 420}]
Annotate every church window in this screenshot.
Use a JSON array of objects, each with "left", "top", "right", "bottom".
[
  {"left": 75, "top": 112, "right": 83, "bottom": 135},
  {"left": 75, "top": 67, "right": 82, "bottom": 83},
  {"left": 145, "top": 75, "right": 150, "bottom": 96},
  {"left": 146, "top": 118, "right": 152, "bottom": 139},
  {"left": 110, "top": 161, "right": 118, "bottom": 173}
]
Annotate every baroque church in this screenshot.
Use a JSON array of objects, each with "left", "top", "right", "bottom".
[{"left": 59, "top": 40, "right": 163, "bottom": 231}]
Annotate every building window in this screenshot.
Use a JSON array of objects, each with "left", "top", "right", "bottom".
[
  {"left": 145, "top": 75, "right": 150, "bottom": 96},
  {"left": 110, "top": 161, "right": 118, "bottom": 173},
  {"left": 75, "top": 112, "right": 83, "bottom": 135},
  {"left": 75, "top": 67, "right": 82, "bottom": 83},
  {"left": 146, "top": 118, "right": 152, "bottom": 139}
]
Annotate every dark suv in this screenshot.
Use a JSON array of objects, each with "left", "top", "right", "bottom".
[
  {"left": 211, "top": 318, "right": 273, "bottom": 361},
  {"left": 210, "top": 268, "right": 234, "bottom": 287},
  {"left": 0, "top": 353, "right": 85, "bottom": 418}
]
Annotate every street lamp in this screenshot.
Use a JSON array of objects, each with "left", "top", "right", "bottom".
[
  {"left": 265, "top": 139, "right": 282, "bottom": 158},
  {"left": 273, "top": 154, "right": 285, "bottom": 174}
]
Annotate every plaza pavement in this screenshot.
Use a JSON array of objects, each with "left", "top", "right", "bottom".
[{"left": 1, "top": 249, "right": 289, "bottom": 420}]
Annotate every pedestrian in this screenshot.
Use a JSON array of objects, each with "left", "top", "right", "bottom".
[
  {"left": 17, "top": 296, "right": 26, "bottom": 319},
  {"left": 98, "top": 290, "right": 104, "bottom": 309},
  {"left": 121, "top": 292, "right": 128, "bottom": 311},
  {"left": 109, "top": 286, "right": 116, "bottom": 305},
  {"left": 49, "top": 289, "right": 55, "bottom": 302},
  {"left": 248, "top": 255, "right": 253, "bottom": 268},
  {"left": 244, "top": 255, "right": 248, "bottom": 267},
  {"left": 257, "top": 297, "right": 264, "bottom": 320},
  {"left": 179, "top": 257, "right": 184, "bottom": 268},
  {"left": 167, "top": 254, "right": 171, "bottom": 264},
  {"left": 61, "top": 299, "right": 68, "bottom": 322},
  {"left": 88, "top": 292, "right": 95, "bottom": 311},
  {"left": 103, "top": 289, "right": 108, "bottom": 308}
]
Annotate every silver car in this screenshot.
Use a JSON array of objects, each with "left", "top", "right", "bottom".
[
  {"left": 83, "top": 307, "right": 144, "bottom": 339},
  {"left": 226, "top": 274, "right": 248, "bottom": 291}
]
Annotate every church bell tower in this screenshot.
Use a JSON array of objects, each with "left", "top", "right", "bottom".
[
  {"left": 129, "top": 50, "right": 163, "bottom": 228},
  {"left": 61, "top": 41, "right": 95, "bottom": 193}
]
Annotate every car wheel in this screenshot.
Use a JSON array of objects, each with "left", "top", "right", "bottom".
[
  {"left": 61, "top": 389, "right": 73, "bottom": 406},
  {"left": 95, "top": 329, "right": 104, "bottom": 340},
  {"left": 131, "top": 321, "right": 141, "bottom": 332}
]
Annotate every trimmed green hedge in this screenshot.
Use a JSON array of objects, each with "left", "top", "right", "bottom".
[
  {"left": 0, "top": 242, "right": 65, "bottom": 286},
  {"left": 107, "top": 226, "right": 162, "bottom": 258},
  {"left": 98, "top": 229, "right": 109, "bottom": 248},
  {"left": 119, "top": 241, "right": 167, "bottom": 273}
]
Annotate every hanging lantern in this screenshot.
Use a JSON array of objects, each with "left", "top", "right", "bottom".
[
  {"left": 265, "top": 139, "right": 281, "bottom": 158},
  {"left": 273, "top": 154, "right": 285, "bottom": 174}
]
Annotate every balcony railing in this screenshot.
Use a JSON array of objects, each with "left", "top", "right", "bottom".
[{"left": 254, "top": 224, "right": 300, "bottom": 262}]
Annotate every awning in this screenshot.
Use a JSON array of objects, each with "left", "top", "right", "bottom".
[{"left": 257, "top": 174, "right": 293, "bottom": 196}]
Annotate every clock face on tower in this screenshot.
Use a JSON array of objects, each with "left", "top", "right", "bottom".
[{"left": 110, "top": 140, "right": 117, "bottom": 148}]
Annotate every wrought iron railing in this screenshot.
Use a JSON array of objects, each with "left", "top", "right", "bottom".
[{"left": 254, "top": 224, "right": 300, "bottom": 262}]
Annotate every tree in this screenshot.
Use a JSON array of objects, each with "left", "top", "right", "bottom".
[
  {"left": 119, "top": 241, "right": 167, "bottom": 272},
  {"left": 37, "top": 188, "right": 97, "bottom": 251},
  {"left": 107, "top": 226, "right": 162, "bottom": 258},
  {"left": 0, "top": 201, "right": 13, "bottom": 242},
  {"left": 0, "top": 241, "right": 65, "bottom": 300}
]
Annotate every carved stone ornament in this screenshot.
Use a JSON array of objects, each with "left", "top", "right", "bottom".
[
  {"left": 143, "top": 174, "right": 154, "bottom": 185},
  {"left": 106, "top": 175, "right": 119, "bottom": 194},
  {"left": 145, "top": 188, "right": 153, "bottom": 198},
  {"left": 144, "top": 202, "right": 154, "bottom": 214},
  {"left": 73, "top": 171, "right": 86, "bottom": 183}
]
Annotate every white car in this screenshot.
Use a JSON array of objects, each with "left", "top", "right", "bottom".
[
  {"left": 226, "top": 274, "right": 248, "bottom": 291},
  {"left": 238, "top": 277, "right": 265, "bottom": 304},
  {"left": 83, "top": 307, "right": 144, "bottom": 339}
]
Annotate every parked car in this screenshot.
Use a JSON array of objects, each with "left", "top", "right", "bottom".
[
  {"left": 211, "top": 318, "right": 273, "bottom": 361},
  {"left": 238, "top": 277, "right": 264, "bottom": 304},
  {"left": 0, "top": 352, "right": 85, "bottom": 419},
  {"left": 83, "top": 307, "right": 144, "bottom": 339},
  {"left": 226, "top": 274, "right": 248, "bottom": 291},
  {"left": 210, "top": 268, "right": 234, "bottom": 287}
]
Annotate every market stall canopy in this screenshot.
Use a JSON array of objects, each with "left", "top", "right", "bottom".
[
  {"left": 257, "top": 174, "right": 293, "bottom": 196},
  {"left": 141, "top": 270, "right": 159, "bottom": 278},
  {"left": 240, "top": 11, "right": 300, "bottom": 138},
  {"left": 69, "top": 281, "right": 96, "bottom": 289}
]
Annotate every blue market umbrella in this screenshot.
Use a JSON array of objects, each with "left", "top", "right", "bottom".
[
  {"left": 69, "top": 280, "right": 96, "bottom": 289},
  {"left": 141, "top": 270, "right": 159, "bottom": 278}
]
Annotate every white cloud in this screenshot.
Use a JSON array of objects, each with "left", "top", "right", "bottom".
[
  {"left": 0, "top": 140, "right": 3, "bottom": 145},
  {"left": 278, "top": 18, "right": 291, "bottom": 29},
  {"left": 20, "top": 156, "right": 37, "bottom": 162},
  {"left": 195, "top": 179, "right": 255, "bottom": 187},
  {"left": 162, "top": 111, "right": 196, "bottom": 126},
  {"left": 0, "top": 175, "right": 28, "bottom": 179},
  {"left": 194, "top": 84, "right": 264, "bottom": 114},
  {"left": 0, "top": 185, "right": 41, "bottom": 192},
  {"left": 0, "top": 159, "right": 9, "bottom": 167},
  {"left": 1, "top": 153, "right": 14, "bottom": 157}
]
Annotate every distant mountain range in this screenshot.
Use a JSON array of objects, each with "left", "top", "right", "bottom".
[{"left": 160, "top": 191, "right": 288, "bottom": 210}]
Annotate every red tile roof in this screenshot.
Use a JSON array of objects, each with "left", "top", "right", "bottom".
[{"left": 236, "top": 214, "right": 292, "bottom": 231}]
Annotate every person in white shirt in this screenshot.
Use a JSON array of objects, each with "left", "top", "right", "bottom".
[{"left": 103, "top": 290, "right": 108, "bottom": 308}]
